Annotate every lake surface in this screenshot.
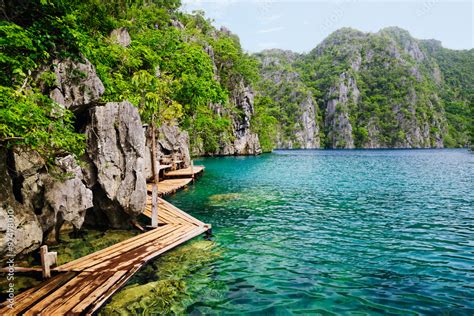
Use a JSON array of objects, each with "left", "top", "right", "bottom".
[{"left": 117, "top": 149, "right": 474, "bottom": 314}]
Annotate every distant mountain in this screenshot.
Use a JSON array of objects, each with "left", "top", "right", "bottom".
[{"left": 254, "top": 27, "right": 473, "bottom": 149}]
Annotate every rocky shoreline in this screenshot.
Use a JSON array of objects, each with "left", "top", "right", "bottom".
[{"left": 0, "top": 43, "right": 259, "bottom": 258}]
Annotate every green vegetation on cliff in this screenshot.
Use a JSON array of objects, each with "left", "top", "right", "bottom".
[
  {"left": 255, "top": 28, "right": 473, "bottom": 149},
  {"left": 0, "top": 0, "right": 259, "bottom": 159},
  {"left": 420, "top": 40, "right": 473, "bottom": 146},
  {"left": 1, "top": 2, "right": 471, "bottom": 155}
]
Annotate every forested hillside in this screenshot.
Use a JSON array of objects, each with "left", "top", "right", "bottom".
[
  {"left": 255, "top": 27, "right": 473, "bottom": 149},
  {"left": 1, "top": 0, "right": 261, "bottom": 161},
  {"left": 1, "top": 0, "right": 266, "bottom": 257},
  {"left": 1, "top": 2, "right": 472, "bottom": 159}
]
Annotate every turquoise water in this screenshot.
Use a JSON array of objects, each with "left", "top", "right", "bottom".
[{"left": 165, "top": 149, "right": 474, "bottom": 315}]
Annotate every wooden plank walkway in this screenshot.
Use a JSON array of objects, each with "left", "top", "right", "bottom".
[
  {"left": 165, "top": 165, "right": 205, "bottom": 178},
  {"left": 147, "top": 178, "right": 193, "bottom": 196},
  {"left": 159, "top": 164, "right": 172, "bottom": 171},
  {"left": 0, "top": 196, "right": 210, "bottom": 315}
]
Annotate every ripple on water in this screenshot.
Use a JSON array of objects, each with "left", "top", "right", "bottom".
[{"left": 109, "top": 149, "right": 474, "bottom": 315}]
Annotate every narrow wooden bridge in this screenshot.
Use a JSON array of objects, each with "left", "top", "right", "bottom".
[
  {"left": 148, "top": 165, "right": 205, "bottom": 196},
  {"left": 0, "top": 168, "right": 209, "bottom": 315}
]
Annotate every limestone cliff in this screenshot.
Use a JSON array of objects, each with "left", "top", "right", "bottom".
[
  {"left": 192, "top": 28, "right": 262, "bottom": 156},
  {"left": 255, "top": 27, "right": 470, "bottom": 149},
  {"left": 255, "top": 49, "right": 320, "bottom": 149},
  {"left": 0, "top": 59, "right": 147, "bottom": 257}
]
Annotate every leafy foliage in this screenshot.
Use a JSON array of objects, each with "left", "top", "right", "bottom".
[
  {"left": 1, "top": 0, "right": 260, "bottom": 159},
  {"left": 0, "top": 86, "right": 85, "bottom": 159},
  {"left": 252, "top": 95, "right": 278, "bottom": 152}
]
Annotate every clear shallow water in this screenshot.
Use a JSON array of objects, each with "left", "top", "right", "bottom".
[{"left": 167, "top": 149, "right": 474, "bottom": 315}]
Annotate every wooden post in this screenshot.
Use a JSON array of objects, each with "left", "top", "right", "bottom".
[
  {"left": 40, "top": 245, "right": 57, "bottom": 279},
  {"left": 204, "top": 224, "right": 213, "bottom": 240},
  {"left": 150, "top": 123, "right": 159, "bottom": 228}
]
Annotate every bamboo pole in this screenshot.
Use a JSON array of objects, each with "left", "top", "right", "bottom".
[{"left": 150, "top": 122, "right": 159, "bottom": 228}]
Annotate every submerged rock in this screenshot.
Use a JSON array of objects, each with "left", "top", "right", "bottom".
[
  {"left": 85, "top": 101, "right": 147, "bottom": 227},
  {"left": 100, "top": 240, "right": 220, "bottom": 315},
  {"left": 208, "top": 193, "right": 242, "bottom": 203}
]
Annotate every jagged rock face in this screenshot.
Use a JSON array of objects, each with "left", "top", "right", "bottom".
[
  {"left": 195, "top": 81, "right": 262, "bottom": 156},
  {"left": 0, "top": 148, "right": 43, "bottom": 257},
  {"left": 85, "top": 101, "right": 147, "bottom": 227},
  {"left": 49, "top": 57, "right": 105, "bottom": 112},
  {"left": 229, "top": 82, "right": 262, "bottom": 155},
  {"left": 157, "top": 124, "right": 191, "bottom": 166},
  {"left": 170, "top": 19, "right": 184, "bottom": 30},
  {"left": 144, "top": 124, "right": 191, "bottom": 180},
  {"left": 44, "top": 156, "right": 93, "bottom": 234},
  {"left": 316, "top": 28, "right": 449, "bottom": 148},
  {"left": 380, "top": 27, "right": 426, "bottom": 62},
  {"left": 392, "top": 91, "right": 445, "bottom": 148},
  {"left": 303, "top": 28, "right": 451, "bottom": 148},
  {"left": 0, "top": 203, "right": 43, "bottom": 257},
  {"left": 110, "top": 28, "right": 131, "bottom": 47},
  {"left": 324, "top": 73, "right": 357, "bottom": 149},
  {"left": 292, "top": 94, "right": 319, "bottom": 148},
  {"left": 255, "top": 28, "right": 462, "bottom": 149},
  {"left": 7, "top": 147, "right": 93, "bottom": 245},
  {"left": 255, "top": 49, "right": 320, "bottom": 149}
]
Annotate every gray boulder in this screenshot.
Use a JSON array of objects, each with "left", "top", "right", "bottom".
[
  {"left": 49, "top": 57, "right": 105, "bottom": 112},
  {"left": 0, "top": 148, "right": 43, "bottom": 257},
  {"left": 110, "top": 28, "right": 132, "bottom": 47},
  {"left": 86, "top": 101, "right": 147, "bottom": 227},
  {"left": 42, "top": 156, "right": 93, "bottom": 242},
  {"left": 144, "top": 124, "right": 191, "bottom": 180},
  {"left": 9, "top": 147, "right": 93, "bottom": 245}
]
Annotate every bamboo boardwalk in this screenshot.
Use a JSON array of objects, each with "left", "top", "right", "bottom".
[
  {"left": 0, "top": 197, "right": 210, "bottom": 315},
  {"left": 165, "top": 165, "right": 205, "bottom": 178},
  {"left": 147, "top": 178, "right": 193, "bottom": 196}
]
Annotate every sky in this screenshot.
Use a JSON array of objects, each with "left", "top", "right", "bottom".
[{"left": 181, "top": 0, "right": 473, "bottom": 53}]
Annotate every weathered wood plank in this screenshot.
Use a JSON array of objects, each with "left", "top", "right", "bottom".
[
  {"left": 87, "top": 224, "right": 193, "bottom": 272},
  {"left": 24, "top": 272, "right": 92, "bottom": 315},
  {"left": 0, "top": 272, "right": 76, "bottom": 315},
  {"left": 165, "top": 165, "right": 205, "bottom": 178},
  {"left": 141, "top": 225, "right": 209, "bottom": 263},
  {"left": 10, "top": 168, "right": 210, "bottom": 315},
  {"left": 84, "top": 264, "right": 143, "bottom": 316},
  {"left": 55, "top": 223, "right": 177, "bottom": 271},
  {"left": 159, "top": 197, "right": 206, "bottom": 226},
  {"left": 52, "top": 270, "right": 126, "bottom": 315},
  {"left": 147, "top": 178, "right": 193, "bottom": 195},
  {"left": 64, "top": 224, "right": 179, "bottom": 272}
]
